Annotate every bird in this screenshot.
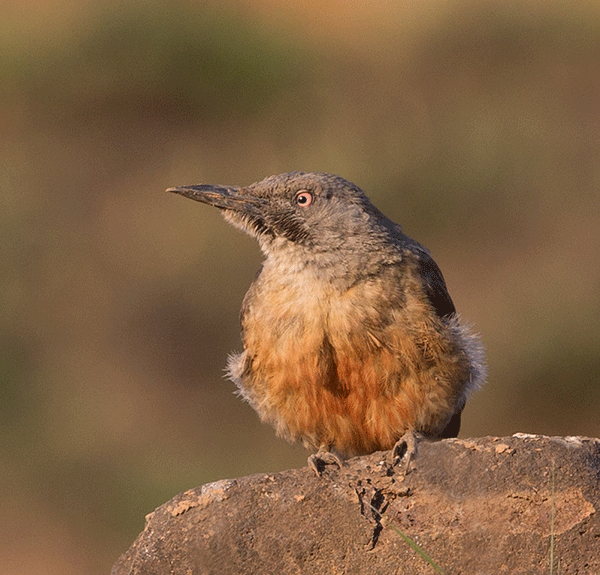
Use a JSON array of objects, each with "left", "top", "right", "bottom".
[{"left": 168, "top": 172, "right": 485, "bottom": 474}]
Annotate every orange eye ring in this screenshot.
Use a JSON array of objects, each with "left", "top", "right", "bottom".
[{"left": 295, "top": 191, "right": 313, "bottom": 207}]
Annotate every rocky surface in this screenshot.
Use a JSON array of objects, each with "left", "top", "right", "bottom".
[{"left": 112, "top": 435, "right": 600, "bottom": 574}]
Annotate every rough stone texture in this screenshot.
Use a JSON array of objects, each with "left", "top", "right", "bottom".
[{"left": 112, "top": 435, "right": 600, "bottom": 574}]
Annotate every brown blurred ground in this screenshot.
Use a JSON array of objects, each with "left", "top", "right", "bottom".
[{"left": 1, "top": 1, "right": 600, "bottom": 573}]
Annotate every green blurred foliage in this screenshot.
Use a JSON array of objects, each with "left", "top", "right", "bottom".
[
  {"left": 2, "top": 1, "right": 307, "bottom": 122},
  {"left": 1, "top": 1, "right": 600, "bottom": 573}
]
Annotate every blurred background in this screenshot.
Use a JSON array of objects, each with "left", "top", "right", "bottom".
[{"left": 2, "top": 0, "right": 600, "bottom": 572}]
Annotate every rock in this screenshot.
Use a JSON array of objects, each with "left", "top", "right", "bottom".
[{"left": 112, "top": 435, "right": 600, "bottom": 574}]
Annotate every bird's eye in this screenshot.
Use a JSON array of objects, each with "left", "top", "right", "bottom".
[{"left": 295, "top": 191, "right": 313, "bottom": 207}]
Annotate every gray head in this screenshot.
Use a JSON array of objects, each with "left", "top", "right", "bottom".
[{"left": 168, "top": 172, "right": 407, "bottom": 260}]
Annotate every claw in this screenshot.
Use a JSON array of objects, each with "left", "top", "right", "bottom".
[
  {"left": 308, "top": 447, "right": 342, "bottom": 476},
  {"left": 391, "top": 431, "right": 419, "bottom": 474}
]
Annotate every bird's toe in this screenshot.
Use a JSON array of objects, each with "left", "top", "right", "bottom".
[
  {"left": 308, "top": 448, "right": 342, "bottom": 476},
  {"left": 391, "top": 431, "right": 420, "bottom": 473}
]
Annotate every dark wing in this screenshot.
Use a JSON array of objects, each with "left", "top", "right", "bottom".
[
  {"left": 416, "top": 250, "right": 461, "bottom": 437},
  {"left": 439, "top": 409, "right": 462, "bottom": 438},
  {"left": 416, "top": 251, "right": 456, "bottom": 319}
]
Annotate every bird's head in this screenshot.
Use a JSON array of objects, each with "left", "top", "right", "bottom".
[{"left": 168, "top": 172, "right": 402, "bottom": 260}]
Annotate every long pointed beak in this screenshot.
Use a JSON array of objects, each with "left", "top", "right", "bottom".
[
  {"left": 167, "top": 184, "right": 263, "bottom": 211},
  {"left": 168, "top": 183, "right": 271, "bottom": 239}
]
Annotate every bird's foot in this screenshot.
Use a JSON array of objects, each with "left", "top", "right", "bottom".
[
  {"left": 308, "top": 447, "right": 342, "bottom": 476},
  {"left": 391, "top": 431, "right": 419, "bottom": 474}
]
